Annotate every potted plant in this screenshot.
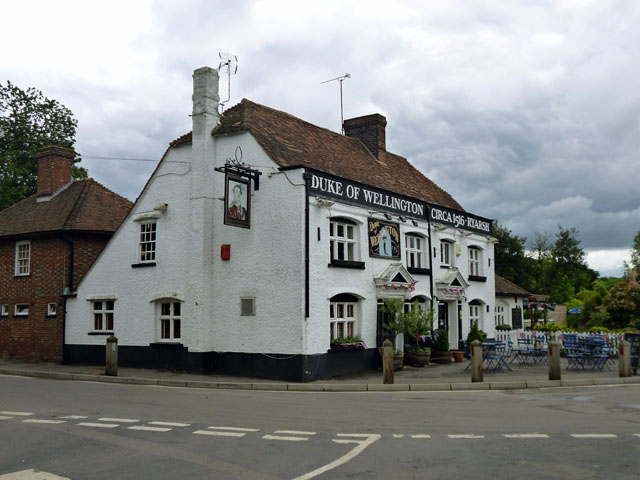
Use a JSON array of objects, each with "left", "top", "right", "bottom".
[
  {"left": 431, "top": 329, "right": 453, "bottom": 364},
  {"left": 404, "top": 301, "right": 434, "bottom": 367},
  {"left": 330, "top": 336, "right": 365, "bottom": 350},
  {"left": 380, "top": 298, "right": 406, "bottom": 367}
]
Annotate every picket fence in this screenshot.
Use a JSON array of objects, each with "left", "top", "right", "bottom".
[{"left": 494, "top": 330, "right": 623, "bottom": 352}]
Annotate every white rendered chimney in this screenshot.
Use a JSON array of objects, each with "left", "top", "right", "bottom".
[{"left": 192, "top": 67, "right": 220, "bottom": 137}]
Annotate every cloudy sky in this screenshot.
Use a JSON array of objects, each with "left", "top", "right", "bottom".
[{"left": 2, "top": 0, "right": 638, "bottom": 276}]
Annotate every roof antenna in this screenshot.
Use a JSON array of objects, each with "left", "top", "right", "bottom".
[
  {"left": 218, "top": 52, "right": 238, "bottom": 113},
  {"left": 321, "top": 73, "right": 350, "bottom": 134}
]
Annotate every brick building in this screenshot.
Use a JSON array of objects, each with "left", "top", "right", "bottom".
[{"left": 0, "top": 146, "right": 131, "bottom": 361}]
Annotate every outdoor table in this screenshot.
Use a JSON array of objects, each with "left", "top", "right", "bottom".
[{"left": 483, "top": 341, "right": 512, "bottom": 373}]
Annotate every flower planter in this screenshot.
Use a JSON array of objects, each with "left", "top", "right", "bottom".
[
  {"left": 452, "top": 350, "right": 465, "bottom": 363},
  {"left": 393, "top": 355, "right": 404, "bottom": 370},
  {"left": 431, "top": 350, "right": 453, "bottom": 364},
  {"left": 405, "top": 351, "right": 430, "bottom": 367}
]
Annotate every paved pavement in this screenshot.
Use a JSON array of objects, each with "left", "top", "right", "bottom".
[
  {"left": 0, "top": 357, "right": 638, "bottom": 392},
  {"left": 2, "top": 373, "right": 640, "bottom": 479}
]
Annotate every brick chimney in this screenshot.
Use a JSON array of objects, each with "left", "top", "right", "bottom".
[
  {"left": 36, "top": 146, "right": 75, "bottom": 196},
  {"left": 343, "top": 113, "right": 387, "bottom": 159}
]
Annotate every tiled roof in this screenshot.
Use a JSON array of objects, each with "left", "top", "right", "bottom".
[
  {"left": 0, "top": 179, "right": 132, "bottom": 238},
  {"left": 172, "top": 99, "right": 463, "bottom": 210},
  {"left": 495, "top": 274, "right": 530, "bottom": 297}
]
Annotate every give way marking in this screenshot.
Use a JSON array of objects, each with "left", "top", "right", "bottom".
[{"left": 291, "top": 433, "right": 381, "bottom": 480}]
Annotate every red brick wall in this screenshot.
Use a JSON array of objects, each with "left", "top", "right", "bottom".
[{"left": 0, "top": 233, "right": 111, "bottom": 362}]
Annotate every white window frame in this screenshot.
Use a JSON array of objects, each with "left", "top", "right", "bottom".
[
  {"left": 92, "top": 300, "right": 114, "bottom": 332},
  {"left": 159, "top": 301, "right": 181, "bottom": 342},
  {"left": 329, "top": 219, "right": 357, "bottom": 262},
  {"left": 469, "top": 247, "right": 482, "bottom": 276},
  {"left": 495, "top": 305, "right": 505, "bottom": 326},
  {"left": 139, "top": 222, "right": 157, "bottom": 263},
  {"left": 405, "top": 234, "right": 426, "bottom": 269},
  {"left": 14, "top": 303, "right": 29, "bottom": 316},
  {"left": 0, "top": 304, "right": 8, "bottom": 316},
  {"left": 15, "top": 240, "right": 31, "bottom": 276},
  {"left": 47, "top": 303, "right": 57, "bottom": 316},
  {"left": 469, "top": 304, "right": 481, "bottom": 326},
  {"left": 440, "top": 241, "right": 453, "bottom": 267},
  {"left": 330, "top": 301, "right": 357, "bottom": 340}
]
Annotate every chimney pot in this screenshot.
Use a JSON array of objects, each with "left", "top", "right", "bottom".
[
  {"left": 343, "top": 113, "right": 387, "bottom": 159},
  {"left": 36, "top": 146, "right": 75, "bottom": 197}
]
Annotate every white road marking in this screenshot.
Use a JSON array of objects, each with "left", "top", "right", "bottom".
[
  {"left": 274, "top": 430, "right": 316, "bottom": 436},
  {"left": 293, "top": 434, "right": 381, "bottom": 480},
  {"left": 503, "top": 434, "right": 550, "bottom": 438},
  {"left": 0, "top": 468, "right": 70, "bottom": 479},
  {"left": 208, "top": 426, "right": 259, "bottom": 432},
  {"left": 571, "top": 434, "right": 617, "bottom": 438},
  {"left": 193, "top": 430, "right": 245, "bottom": 437},
  {"left": 0, "top": 416, "right": 13, "bottom": 420},
  {"left": 77, "top": 422, "right": 119, "bottom": 429},
  {"left": 128, "top": 425, "right": 171, "bottom": 432},
  {"left": 23, "top": 419, "right": 66, "bottom": 424},
  {"left": 0, "top": 411, "right": 33, "bottom": 416},
  {"left": 60, "top": 415, "right": 88, "bottom": 419},
  {"left": 392, "top": 434, "right": 404, "bottom": 438},
  {"left": 634, "top": 434, "right": 640, "bottom": 437},
  {"left": 448, "top": 434, "right": 484, "bottom": 439},
  {"left": 149, "top": 421, "right": 190, "bottom": 427},
  {"left": 98, "top": 417, "right": 138, "bottom": 423},
  {"left": 410, "top": 434, "right": 431, "bottom": 439},
  {"left": 262, "top": 434, "right": 309, "bottom": 442}
]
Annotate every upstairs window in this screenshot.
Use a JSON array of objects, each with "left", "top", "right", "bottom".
[
  {"left": 15, "top": 241, "right": 31, "bottom": 276},
  {"left": 329, "top": 218, "right": 357, "bottom": 262},
  {"left": 0, "top": 304, "right": 8, "bottom": 316},
  {"left": 159, "top": 301, "right": 181, "bottom": 341},
  {"left": 14, "top": 304, "right": 29, "bottom": 316},
  {"left": 440, "top": 241, "right": 453, "bottom": 267},
  {"left": 93, "top": 300, "right": 114, "bottom": 331},
  {"left": 405, "top": 234, "right": 426, "bottom": 269},
  {"left": 139, "top": 222, "right": 156, "bottom": 263},
  {"left": 469, "top": 247, "right": 481, "bottom": 276}
]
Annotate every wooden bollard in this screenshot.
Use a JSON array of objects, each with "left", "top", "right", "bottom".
[
  {"left": 105, "top": 335, "right": 118, "bottom": 376},
  {"left": 619, "top": 340, "right": 632, "bottom": 378},
  {"left": 382, "top": 339, "right": 394, "bottom": 384},
  {"left": 548, "top": 340, "right": 561, "bottom": 380},
  {"left": 471, "top": 339, "right": 483, "bottom": 383}
]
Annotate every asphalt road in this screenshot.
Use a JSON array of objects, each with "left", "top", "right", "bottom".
[{"left": 1, "top": 374, "right": 640, "bottom": 479}]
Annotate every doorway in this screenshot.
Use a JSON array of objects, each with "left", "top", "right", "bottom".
[{"left": 438, "top": 301, "right": 448, "bottom": 331}]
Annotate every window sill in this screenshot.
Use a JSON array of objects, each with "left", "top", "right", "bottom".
[
  {"left": 14, "top": 274, "right": 30, "bottom": 278},
  {"left": 407, "top": 267, "right": 431, "bottom": 276},
  {"left": 328, "top": 259, "right": 366, "bottom": 270},
  {"left": 150, "top": 342, "right": 183, "bottom": 347},
  {"left": 45, "top": 315, "right": 57, "bottom": 319},
  {"left": 439, "top": 264, "right": 452, "bottom": 269},
  {"left": 88, "top": 331, "right": 114, "bottom": 336},
  {"left": 468, "top": 275, "right": 487, "bottom": 282},
  {"left": 132, "top": 262, "right": 156, "bottom": 268},
  {"left": 13, "top": 315, "right": 29, "bottom": 319}
]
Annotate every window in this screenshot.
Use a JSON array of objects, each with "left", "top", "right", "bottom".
[
  {"left": 47, "top": 303, "right": 57, "bottom": 316},
  {"left": 139, "top": 222, "right": 156, "bottom": 263},
  {"left": 329, "top": 219, "right": 357, "bottom": 262},
  {"left": 405, "top": 234, "right": 425, "bottom": 269},
  {"left": 1, "top": 304, "right": 9, "bottom": 316},
  {"left": 469, "top": 247, "right": 481, "bottom": 276},
  {"left": 469, "top": 302, "right": 482, "bottom": 329},
  {"left": 240, "top": 297, "right": 256, "bottom": 316},
  {"left": 92, "top": 300, "right": 114, "bottom": 331},
  {"left": 14, "top": 304, "right": 29, "bottom": 316},
  {"left": 330, "top": 293, "right": 358, "bottom": 341},
  {"left": 15, "top": 241, "right": 31, "bottom": 276},
  {"left": 159, "top": 301, "right": 181, "bottom": 341},
  {"left": 495, "top": 305, "right": 505, "bottom": 326},
  {"left": 440, "top": 241, "right": 452, "bottom": 267}
]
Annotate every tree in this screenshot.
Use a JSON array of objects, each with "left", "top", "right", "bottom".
[
  {"left": 528, "top": 232, "right": 553, "bottom": 293},
  {"left": 551, "top": 226, "right": 597, "bottom": 295},
  {"left": 630, "top": 231, "right": 640, "bottom": 275},
  {"left": 0, "top": 81, "right": 87, "bottom": 210},
  {"left": 602, "top": 272, "right": 640, "bottom": 329},
  {"left": 493, "top": 222, "right": 533, "bottom": 290}
]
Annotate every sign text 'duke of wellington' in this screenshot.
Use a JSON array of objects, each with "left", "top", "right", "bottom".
[{"left": 307, "top": 169, "right": 493, "bottom": 235}]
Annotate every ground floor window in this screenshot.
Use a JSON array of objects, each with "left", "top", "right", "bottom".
[
  {"left": 469, "top": 302, "right": 481, "bottom": 328},
  {"left": 159, "top": 301, "right": 181, "bottom": 341},
  {"left": 495, "top": 305, "right": 505, "bottom": 326},
  {"left": 92, "top": 300, "right": 114, "bottom": 331},
  {"left": 330, "top": 293, "right": 358, "bottom": 341}
]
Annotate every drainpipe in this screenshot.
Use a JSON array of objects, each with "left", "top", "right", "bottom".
[
  {"left": 302, "top": 171, "right": 310, "bottom": 382},
  {"left": 60, "top": 234, "right": 74, "bottom": 363},
  {"left": 427, "top": 221, "right": 435, "bottom": 332}
]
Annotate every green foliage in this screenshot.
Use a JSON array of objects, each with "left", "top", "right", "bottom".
[
  {"left": 533, "top": 323, "right": 563, "bottom": 332},
  {"left": 602, "top": 273, "right": 640, "bottom": 329},
  {"left": 380, "top": 298, "right": 405, "bottom": 337},
  {"left": 551, "top": 274, "right": 574, "bottom": 304},
  {"left": 495, "top": 324, "right": 512, "bottom": 331},
  {"left": 493, "top": 222, "right": 532, "bottom": 289},
  {"left": 434, "top": 329, "right": 450, "bottom": 351},
  {"left": 466, "top": 320, "right": 485, "bottom": 345},
  {"left": 331, "top": 336, "right": 363, "bottom": 345},
  {"left": 393, "top": 349, "right": 404, "bottom": 357},
  {"left": 631, "top": 231, "right": 640, "bottom": 275},
  {"left": 587, "top": 326, "right": 612, "bottom": 334},
  {"left": 403, "top": 301, "right": 434, "bottom": 351},
  {"left": 0, "top": 81, "right": 87, "bottom": 210}
]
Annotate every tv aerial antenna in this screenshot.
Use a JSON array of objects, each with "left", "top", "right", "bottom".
[
  {"left": 218, "top": 52, "right": 238, "bottom": 112},
  {"left": 321, "top": 73, "right": 350, "bottom": 134}
]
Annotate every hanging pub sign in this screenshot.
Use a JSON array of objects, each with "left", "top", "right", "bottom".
[
  {"left": 224, "top": 173, "right": 251, "bottom": 228},
  {"left": 368, "top": 218, "right": 401, "bottom": 259},
  {"left": 214, "top": 146, "right": 262, "bottom": 230}
]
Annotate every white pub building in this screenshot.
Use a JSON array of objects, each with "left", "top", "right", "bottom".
[{"left": 65, "top": 67, "right": 496, "bottom": 381}]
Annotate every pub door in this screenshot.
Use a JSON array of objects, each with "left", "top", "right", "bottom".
[{"left": 438, "top": 301, "right": 448, "bottom": 332}]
